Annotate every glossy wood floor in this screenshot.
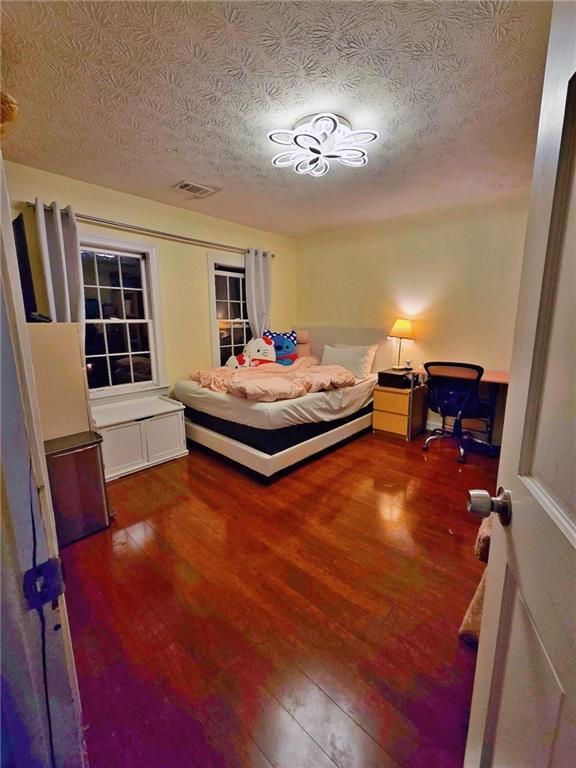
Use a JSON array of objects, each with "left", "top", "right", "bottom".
[{"left": 62, "top": 432, "right": 497, "bottom": 768}]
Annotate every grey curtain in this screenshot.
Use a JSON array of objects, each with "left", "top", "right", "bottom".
[
  {"left": 245, "top": 248, "right": 272, "bottom": 338},
  {"left": 35, "top": 199, "right": 83, "bottom": 327}
]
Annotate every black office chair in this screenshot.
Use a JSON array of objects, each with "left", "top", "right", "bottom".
[{"left": 421, "top": 362, "right": 492, "bottom": 463}]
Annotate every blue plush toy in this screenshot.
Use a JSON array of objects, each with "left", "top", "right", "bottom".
[{"left": 263, "top": 329, "right": 298, "bottom": 366}]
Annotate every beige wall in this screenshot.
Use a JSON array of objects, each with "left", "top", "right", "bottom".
[
  {"left": 6, "top": 160, "right": 529, "bottom": 382},
  {"left": 295, "top": 191, "right": 529, "bottom": 371},
  {"left": 5, "top": 161, "right": 300, "bottom": 384}
]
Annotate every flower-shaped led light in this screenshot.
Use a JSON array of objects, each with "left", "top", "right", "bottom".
[{"left": 268, "top": 113, "right": 378, "bottom": 177}]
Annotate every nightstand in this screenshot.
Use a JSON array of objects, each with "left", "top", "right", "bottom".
[{"left": 373, "top": 381, "right": 427, "bottom": 441}]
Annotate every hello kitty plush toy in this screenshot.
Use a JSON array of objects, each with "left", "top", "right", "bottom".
[
  {"left": 225, "top": 353, "right": 246, "bottom": 368},
  {"left": 244, "top": 336, "right": 276, "bottom": 366},
  {"left": 225, "top": 336, "right": 276, "bottom": 368}
]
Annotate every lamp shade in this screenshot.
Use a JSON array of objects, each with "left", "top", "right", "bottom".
[{"left": 388, "top": 318, "right": 415, "bottom": 340}]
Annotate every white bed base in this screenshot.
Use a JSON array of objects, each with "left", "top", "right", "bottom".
[{"left": 184, "top": 412, "right": 372, "bottom": 477}]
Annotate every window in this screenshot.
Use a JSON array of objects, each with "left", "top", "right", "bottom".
[
  {"left": 211, "top": 263, "right": 252, "bottom": 366},
  {"left": 81, "top": 243, "right": 161, "bottom": 393}
]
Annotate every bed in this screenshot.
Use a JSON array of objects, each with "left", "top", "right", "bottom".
[
  {"left": 174, "top": 327, "right": 390, "bottom": 478},
  {"left": 173, "top": 376, "right": 376, "bottom": 477}
]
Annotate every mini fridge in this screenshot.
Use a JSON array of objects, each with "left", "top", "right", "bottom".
[{"left": 45, "top": 431, "right": 111, "bottom": 547}]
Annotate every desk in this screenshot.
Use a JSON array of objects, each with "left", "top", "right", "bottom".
[
  {"left": 415, "top": 367, "right": 509, "bottom": 385},
  {"left": 415, "top": 367, "right": 510, "bottom": 446}
]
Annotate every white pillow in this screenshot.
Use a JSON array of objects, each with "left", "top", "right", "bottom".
[
  {"left": 321, "top": 344, "right": 376, "bottom": 379},
  {"left": 334, "top": 343, "right": 377, "bottom": 376}
]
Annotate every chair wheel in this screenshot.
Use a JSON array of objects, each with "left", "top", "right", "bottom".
[
  {"left": 458, "top": 456, "right": 466, "bottom": 464},
  {"left": 422, "top": 445, "right": 428, "bottom": 452}
]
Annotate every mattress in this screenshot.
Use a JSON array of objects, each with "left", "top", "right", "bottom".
[{"left": 173, "top": 375, "right": 377, "bottom": 430}]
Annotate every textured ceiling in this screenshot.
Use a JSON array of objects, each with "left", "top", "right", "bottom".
[{"left": 2, "top": 1, "right": 551, "bottom": 236}]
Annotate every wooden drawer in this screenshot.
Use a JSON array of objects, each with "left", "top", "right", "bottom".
[
  {"left": 373, "top": 411, "right": 408, "bottom": 435},
  {"left": 373, "top": 389, "right": 410, "bottom": 415}
]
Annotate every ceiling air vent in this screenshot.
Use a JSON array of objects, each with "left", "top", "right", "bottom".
[{"left": 173, "top": 180, "right": 220, "bottom": 199}]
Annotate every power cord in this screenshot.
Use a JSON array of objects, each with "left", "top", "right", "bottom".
[{"left": 29, "top": 455, "right": 58, "bottom": 768}]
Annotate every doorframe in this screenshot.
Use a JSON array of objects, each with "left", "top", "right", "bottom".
[{"left": 1, "top": 154, "right": 86, "bottom": 766}]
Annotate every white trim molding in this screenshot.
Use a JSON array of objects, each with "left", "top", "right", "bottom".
[
  {"left": 207, "top": 251, "right": 246, "bottom": 367},
  {"left": 79, "top": 232, "right": 166, "bottom": 400}
]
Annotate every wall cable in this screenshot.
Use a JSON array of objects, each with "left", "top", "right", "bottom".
[{"left": 29, "top": 454, "right": 58, "bottom": 768}]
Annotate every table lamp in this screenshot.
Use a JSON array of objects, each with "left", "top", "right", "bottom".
[{"left": 388, "top": 318, "right": 415, "bottom": 370}]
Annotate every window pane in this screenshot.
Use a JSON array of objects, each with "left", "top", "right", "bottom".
[
  {"left": 131, "top": 353, "right": 152, "bottom": 382},
  {"left": 219, "top": 324, "right": 232, "bottom": 346},
  {"left": 121, "top": 256, "right": 142, "bottom": 289},
  {"left": 232, "top": 325, "right": 245, "bottom": 345},
  {"left": 85, "top": 323, "right": 106, "bottom": 356},
  {"left": 123, "top": 290, "right": 145, "bottom": 319},
  {"left": 230, "top": 302, "right": 241, "bottom": 319},
  {"left": 81, "top": 251, "right": 96, "bottom": 285},
  {"left": 233, "top": 345, "right": 244, "bottom": 357},
  {"left": 109, "top": 355, "right": 132, "bottom": 385},
  {"left": 129, "top": 323, "right": 149, "bottom": 352},
  {"left": 220, "top": 347, "right": 231, "bottom": 366},
  {"left": 96, "top": 253, "right": 121, "bottom": 287},
  {"left": 241, "top": 300, "right": 248, "bottom": 320},
  {"left": 216, "top": 301, "right": 229, "bottom": 320},
  {"left": 215, "top": 275, "right": 227, "bottom": 300},
  {"left": 86, "top": 357, "right": 109, "bottom": 389},
  {"left": 84, "top": 286, "right": 100, "bottom": 319},
  {"left": 106, "top": 323, "right": 129, "bottom": 354},
  {"left": 229, "top": 277, "right": 241, "bottom": 302},
  {"left": 100, "top": 288, "right": 124, "bottom": 319}
]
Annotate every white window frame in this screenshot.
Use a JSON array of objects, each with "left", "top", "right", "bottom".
[
  {"left": 207, "top": 252, "right": 251, "bottom": 367},
  {"left": 80, "top": 234, "right": 166, "bottom": 400}
]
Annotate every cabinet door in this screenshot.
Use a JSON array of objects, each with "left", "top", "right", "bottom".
[
  {"left": 145, "top": 411, "right": 186, "bottom": 463},
  {"left": 100, "top": 421, "right": 147, "bottom": 480}
]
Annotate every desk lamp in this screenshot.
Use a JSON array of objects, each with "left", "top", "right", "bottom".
[{"left": 388, "top": 318, "right": 415, "bottom": 370}]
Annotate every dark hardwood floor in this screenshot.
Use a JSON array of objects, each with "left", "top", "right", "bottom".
[{"left": 62, "top": 432, "right": 497, "bottom": 768}]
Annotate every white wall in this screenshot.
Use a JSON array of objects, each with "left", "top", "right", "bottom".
[{"left": 7, "top": 160, "right": 530, "bottom": 376}]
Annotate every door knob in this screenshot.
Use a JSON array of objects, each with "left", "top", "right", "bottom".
[{"left": 467, "top": 487, "right": 512, "bottom": 526}]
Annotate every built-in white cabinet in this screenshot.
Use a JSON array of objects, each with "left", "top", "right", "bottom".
[{"left": 91, "top": 396, "right": 187, "bottom": 481}]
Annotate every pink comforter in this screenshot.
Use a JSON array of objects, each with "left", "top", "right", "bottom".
[{"left": 189, "top": 357, "right": 357, "bottom": 402}]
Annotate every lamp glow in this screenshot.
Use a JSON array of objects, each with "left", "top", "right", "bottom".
[{"left": 268, "top": 113, "right": 378, "bottom": 177}]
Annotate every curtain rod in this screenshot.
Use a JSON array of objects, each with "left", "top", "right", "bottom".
[{"left": 25, "top": 202, "right": 275, "bottom": 257}]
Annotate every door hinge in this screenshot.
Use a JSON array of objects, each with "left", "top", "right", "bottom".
[{"left": 23, "top": 557, "right": 65, "bottom": 610}]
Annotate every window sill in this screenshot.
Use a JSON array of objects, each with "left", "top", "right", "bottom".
[{"left": 89, "top": 383, "right": 169, "bottom": 406}]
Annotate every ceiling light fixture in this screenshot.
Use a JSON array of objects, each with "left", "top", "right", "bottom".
[{"left": 268, "top": 113, "right": 378, "bottom": 177}]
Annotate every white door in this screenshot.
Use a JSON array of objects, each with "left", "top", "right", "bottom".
[
  {"left": 1, "top": 156, "right": 86, "bottom": 766},
  {"left": 464, "top": 4, "right": 576, "bottom": 766}
]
